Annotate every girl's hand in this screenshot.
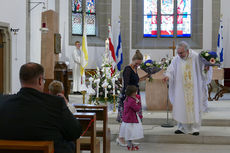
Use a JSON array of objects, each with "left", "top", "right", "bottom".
[{"left": 136, "top": 94, "right": 140, "bottom": 99}]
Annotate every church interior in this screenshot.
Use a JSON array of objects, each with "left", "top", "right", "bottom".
[{"left": 1, "top": 0, "right": 230, "bottom": 152}]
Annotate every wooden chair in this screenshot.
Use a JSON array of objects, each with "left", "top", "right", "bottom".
[
  {"left": 74, "top": 104, "right": 111, "bottom": 153},
  {"left": 74, "top": 112, "right": 100, "bottom": 153},
  {"left": 214, "top": 68, "right": 230, "bottom": 100},
  {"left": 0, "top": 140, "right": 54, "bottom": 153}
]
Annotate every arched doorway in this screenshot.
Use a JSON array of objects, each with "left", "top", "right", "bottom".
[{"left": 0, "top": 22, "right": 11, "bottom": 94}]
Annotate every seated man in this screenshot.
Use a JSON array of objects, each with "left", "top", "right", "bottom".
[
  {"left": 0, "top": 62, "right": 81, "bottom": 153},
  {"left": 48, "top": 80, "right": 76, "bottom": 114}
]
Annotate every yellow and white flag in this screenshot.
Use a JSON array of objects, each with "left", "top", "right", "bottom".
[{"left": 80, "top": 13, "right": 89, "bottom": 76}]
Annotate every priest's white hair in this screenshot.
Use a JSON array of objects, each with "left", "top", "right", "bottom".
[{"left": 177, "top": 41, "right": 190, "bottom": 51}]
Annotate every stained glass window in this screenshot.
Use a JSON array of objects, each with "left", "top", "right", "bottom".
[
  {"left": 177, "top": 0, "right": 191, "bottom": 37},
  {"left": 161, "top": 15, "right": 174, "bottom": 37},
  {"left": 160, "top": 0, "right": 174, "bottom": 37},
  {"left": 143, "top": 0, "right": 158, "bottom": 37},
  {"left": 72, "top": 13, "right": 82, "bottom": 35},
  {"left": 161, "top": 0, "right": 174, "bottom": 14},
  {"left": 143, "top": 0, "right": 191, "bottom": 38},
  {"left": 86, "top": 0, "right": 95, "bottom": 13},
  {"left": 72, "top": 0, "right": 96, "bottom": 35},
  {"left": 86, "top": 14, "right": 96, "bottom": 35}
]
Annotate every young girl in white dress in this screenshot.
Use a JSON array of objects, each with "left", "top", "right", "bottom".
[{"left": 119, "top": 85, "right": 144, "bottom": 151}]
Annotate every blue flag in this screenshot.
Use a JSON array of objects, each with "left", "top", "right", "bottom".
[
  {"left": 116, "top": 21, "right": 123, "bottom": 71},
  {"left": 217, "top": 20, "right": 224, "bottom": 63}
]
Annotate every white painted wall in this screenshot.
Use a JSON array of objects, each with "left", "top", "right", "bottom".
[
  {"left": 30, "top": 0, "right": 56, "bottom": 63},
  {"left": 130, "top": 0, "right": 213, "bottom": 63},
  {"left": 221, "top": 0, "right": 230, "bottom": 68},
  {"left": 0, "top": 0, "right": 27, "bottom": 93}
]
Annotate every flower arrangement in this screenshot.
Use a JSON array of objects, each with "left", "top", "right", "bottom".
[
  {"left": 199, "top": 51, "right": 221, "bottom": 66},
  {"left": 140, "top": 59, "right": 162, "bottom": 81},
  {"left": 160, "top": 57, "right": 173, "bottom": 70},
  {"left": 87, "top": 49, "right": 122, "bottom": 104},
  {"left": 140, "top": 59, "right": 162, "bottom": 73},
  {"left": 91, "top": 66, "right": 122, "bottom": 104}
]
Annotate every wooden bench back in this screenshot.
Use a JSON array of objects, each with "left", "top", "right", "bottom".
[
  {"left": 73, "top": 104, "right": 110, "bottom": 153},
  {"left": 74, "top": 112, "right": 96, "bottom": 152},
  {"left": 74, "top": 104, "right": 107, "bottom": 121},
  {"left": 0, "top": 140, "right": 54, "bottom": 153}
]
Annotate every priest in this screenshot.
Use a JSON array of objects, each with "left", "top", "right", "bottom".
[
  {"left": 72, "top": 41, "right": 82, "bottom": 94},
  {"left": 163, "top": 41, "right": 212, "bottom": 136}
]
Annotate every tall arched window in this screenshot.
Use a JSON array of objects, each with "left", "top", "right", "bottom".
[
  {"left": 144, "top": 0, "right": 191, "bottom": 38},
  {"left": 72, "top": 0, "right": 96, "bottom": 36}
]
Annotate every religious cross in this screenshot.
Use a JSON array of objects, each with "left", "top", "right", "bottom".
[{"left": 169, "top": 40, "right": 176, "bottom": 56}]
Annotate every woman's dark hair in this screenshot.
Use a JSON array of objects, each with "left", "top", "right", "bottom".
[
  {"left": 132, "top": 50, "right": 143, "bottom": 61},
  {"left": 125, "top": 85, "right": 138, "bottom": 97}
]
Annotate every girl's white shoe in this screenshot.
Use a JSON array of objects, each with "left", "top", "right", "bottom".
[{"left": 116, "top": 138, "right": 127, "bottom": 147}]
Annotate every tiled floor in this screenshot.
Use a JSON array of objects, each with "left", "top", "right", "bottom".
[{"left": 110, "top": 142, "right": 230, "bottom": 153}]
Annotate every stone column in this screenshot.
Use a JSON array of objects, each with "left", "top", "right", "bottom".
[
  {"left": 41, "top": 10, "right": 59, "bottom": 92},
  {"left": 120, "top": 0, "right": 131, "bottom": 68}
]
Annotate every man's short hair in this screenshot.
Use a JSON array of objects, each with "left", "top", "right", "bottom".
[
  {"left": 177, "top": 41, "right": 190, "bottom": 51},
  {"left": 48, "top": 80, "right": 64, "bottom": 95},
  {"left": 19, "top": 62, "right": 44, "bottom": 84},
  {"left": 75, "top": 41, "right": 80, "bottom": 44}
]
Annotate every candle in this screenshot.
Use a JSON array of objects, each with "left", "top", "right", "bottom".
[
  {"left": 105, "top": 87, "right": 108, "bottom": 98},
  {"left": 105, "top": 38, "right": 109, "bottom": 50},
  {"left": 80, "top": 74, "right": 87, "bottom": 91},
  {"left": 102, "top": 80, "right": 108, "bottom": 98},
  {"left": 97, "top": 67, "right": 100, "bottom": 77},
  {"left": 112, "top": 78, "right": 116, "bottom": 95},
  {"left": 96, "top": 85, "right": 99, "bottom": 98},
  {"left": 94, "top": 79, "right": 100, "bottom": 98},
  {"left": 89, "top": 77, "right": 93, "bottom": 88}
]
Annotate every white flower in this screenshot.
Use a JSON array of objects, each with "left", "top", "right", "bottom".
[
  {"left": 117, "top": 90, "right": 120, "bottom": 94},
  {"left": 205, "top": 53, "right": 209, "bottom": 57},
  {"left": 108, "top": 85, "right": 112, "bottom": 89}
]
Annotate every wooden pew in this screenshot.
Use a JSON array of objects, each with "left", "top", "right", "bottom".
[
  {"left": 74, "top": 104, "right": 111, "bottom": 153},
  {"left": 0, "top": 140, "right": 54, "bottom": 153},
  {"left": 74, "top": 112, "right": 100, "bottom": 153}
]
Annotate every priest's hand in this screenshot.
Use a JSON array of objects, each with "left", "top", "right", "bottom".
[
  {"left": 204, "top": 66, "right": 210, "bottom": 72},
  {"left": 163, "top": 76, "right": 169, "bottom": 82}
]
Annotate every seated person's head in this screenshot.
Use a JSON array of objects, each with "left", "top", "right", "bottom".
[
  {"left": 125, "top": 85, "right": 138, "bottom": 97},
  {"left": 48, "top": 80, "right": 64, "bottom": 95},
  {"left": 19, "top": 62, "right": 45, "bottom": 92}
]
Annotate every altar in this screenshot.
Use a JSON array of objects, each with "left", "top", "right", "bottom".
[
  {"left": 138, "top": 69, "right": 172, "bottom": 110},
  {"left": 138, "top": 67, "right": 224, "bottom": 111}
]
